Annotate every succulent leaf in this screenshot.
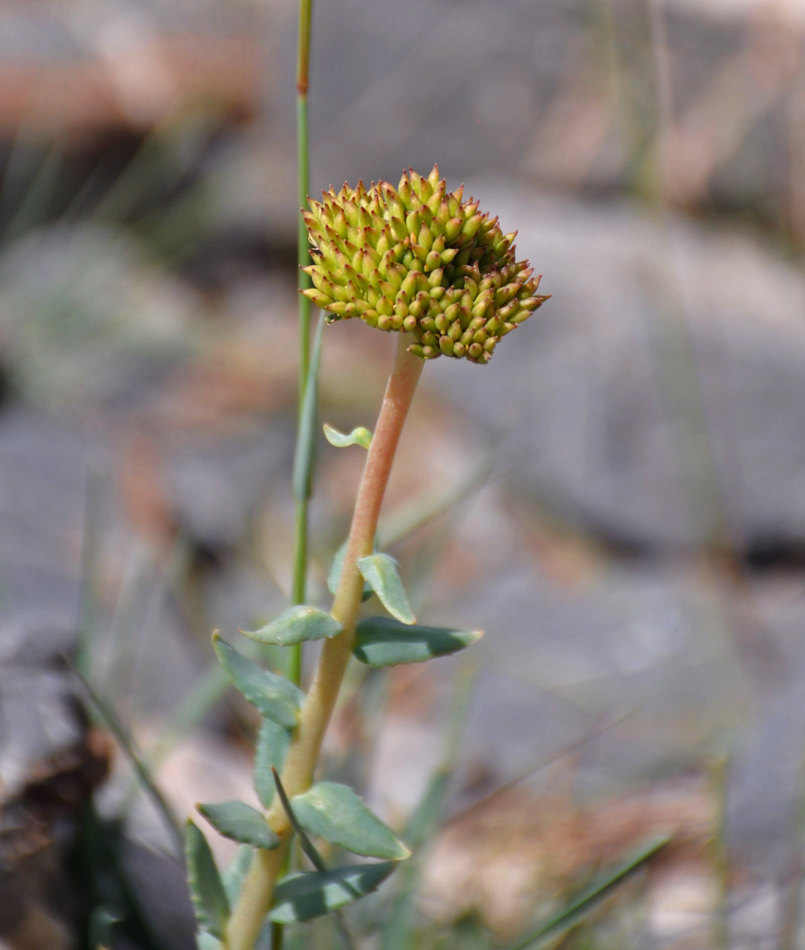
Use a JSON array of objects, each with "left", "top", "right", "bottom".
[
  {"left": 268, "top": 862, "right": 398, "bottom": 923},
  {"left": 185, "top": 821, "right": 230, "bottom": 939},
  {"left": 291, "top": 782, "right": 411, "bottom": 860},
  {"left": 198, "top": 801, "right": 280, "bottom": 850}
]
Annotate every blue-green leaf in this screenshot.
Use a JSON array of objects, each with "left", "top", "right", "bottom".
[
  {"left": 198, "top": 801, "right": 280, "bottom": 850},
  {"left": 213, "top": 633, "right": 303, "bottom": 728},
  {"left": 357, "top": 554, "right": 415, "bottom": 624},
  {"left": 268, "top": 862, "right": 398, "bottom": 923},
  {"left": 185, "top": 820, "right": 230, "bottom": 938},
  {"left": 198, "top": 934, "right": 222, "bottom": 950},
  {"left": 242, "top": 605, "right": 343, "bottom": 647},
  {"left": 353, "top": 617, "right": 482, "bottom": 667},
  {"left": 291, "top": 782, "right": 410, "bottom": 861},
  {"left": 254, "top": 718, "right": 291, "bottom": 809},
  {"left": 323, "top": 423, "right": 372, "bottom": 449},
  {"left": 222, "top": 845, "right": 254, "bottom": 904},
  {"left": 328, "top": 542, "right": 372, "bottom": 601}
]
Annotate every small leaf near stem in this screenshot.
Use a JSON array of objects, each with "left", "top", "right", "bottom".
[
  {"left": 198, "top": 801, "right": 281, "bottom": 851},
  {"left": 269, "top": 863, "right": 398, "bottom": 924},
  {"left": 357, "top": 554, "right": 416, "bottom": 624},
  {"left": 324, "top": 424, "right": 373, "bottom": 449},
  {"left": 291, "top": 782, "right": 410, "bottom": 860},
  {"left": 242, "top": 605, "right": 343, "bottom": 647},
  {"left": 213, "top": 634, "right": 303, "bottom": 729},
  {"left": 272, "top": 769, "right": 359, "bottom": 950},
  {"left": 328, "top": 541, "right": 373, "bottom": 601},
  {"left": 353, "top": 617, "right": 482, "bottom": 667}
]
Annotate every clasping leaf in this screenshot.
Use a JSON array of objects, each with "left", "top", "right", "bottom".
[
  {"left": 242, "top": 605, "right": 343, "bottom": 647},
  {"left": 291, "top": 781, "right": 410, "bottom": 860},
  {"left": 213, "top": 633, "right": 303, "bottom": 728},
  {"left": 328, "top": 541, "right": 372, "bottom": 601},
  {"left": 268, "top": 862, "right": 398, "bottom": 923},
  {"left": 357, "top": 554, "right": 415, "bottom": 624},
  {"left": 198, "top": 800, "right": 280, "bottom": 850},
  {"left": 254, "top": 718, "right": 292, "bottom": 808},
  {"left": 353, "top": 617, "right": 482, "bottom": 667}
]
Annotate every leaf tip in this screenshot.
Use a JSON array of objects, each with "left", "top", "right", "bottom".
[{"left": 396, "top": 841, "right": 413, "bottom": 860}]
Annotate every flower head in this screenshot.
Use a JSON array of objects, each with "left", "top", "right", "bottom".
[{"left": 302, "top": 166, "right": 548, "bottom": 363}]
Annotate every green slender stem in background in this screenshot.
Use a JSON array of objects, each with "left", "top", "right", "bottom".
[
  {"left": 288, "top": 0, "right": 315, "bottom": 689},
  {"left": 224, "top": 335, "right": 425, "bottom": 950},
  {"left": 273, "top": 9, "right": 316, "bottom": 947},
  {"left": 74, "top": 668, "right": 185, "bottom": 856},
  {"left": 710, "top": 755, "right": 731, "bottom": 950}
]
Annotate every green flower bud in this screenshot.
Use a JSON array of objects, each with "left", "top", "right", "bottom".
[
  {"left": 302, "top": 165, "right": 549, "bottom": 363},
  {"left": 424, "top": 250, "right": 442, "bottom": 272},
  {"left": 439, "top": 336, "right": 454, "bottom": 356}
]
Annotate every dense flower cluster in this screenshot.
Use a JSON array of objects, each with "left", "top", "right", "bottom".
[{"left": 302, "top": 166, "right": 547, "bottom": 363}]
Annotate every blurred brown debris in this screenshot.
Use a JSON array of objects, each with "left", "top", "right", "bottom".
[
  {"left": 0, "top": 33, "right": 260, "bottom": 145},
  {"left": 423, "top": 778, "right": 715, "bottom": 937},
  {"left": 0, "top": 720, "right": 110, "bottom": 950}
]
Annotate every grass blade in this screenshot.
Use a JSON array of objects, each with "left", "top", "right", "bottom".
[
  {"left": 72, "top": 666, "right": 184, "bottom": 855},
  {"left": 508, "top": 835, "right": 672, "bottom": 949}
]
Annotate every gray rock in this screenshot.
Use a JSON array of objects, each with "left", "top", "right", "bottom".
[
  {"left": 0, "top": 411, "right": 89, "bottom": 624},
  {"left": 433, "top": 185, "right": 805, "bottom": 555},
  {"left": 163, "top": 421, "right": 295, "bottom": 552},
  {"left": 248, "top": 0, "right": 805, "bottom": 240},
  {"left": 0, "top": 225, "right": 194, "bottom": 409}
]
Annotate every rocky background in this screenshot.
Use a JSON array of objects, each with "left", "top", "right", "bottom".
[{"left": 1, "top": 0, "right": 805, "bottom": 948}]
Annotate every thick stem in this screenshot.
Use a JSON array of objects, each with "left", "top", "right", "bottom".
[{"left": 224, "top": 335, "right": 424, "bottom": 950}]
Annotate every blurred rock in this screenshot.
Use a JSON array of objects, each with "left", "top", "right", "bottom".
[
  {"left": 163, "top": 421, "right": 295, "bottom": 555},
  {"left": 0, "top": 410, "right": 103, "bottom": 947},
  {"left": 0, "top": 225, "right": 196, "bottom": 410},
  {"left": 255, "top": 0, "right": 805, "bottom": 240},
  {"left": 0, "top": 3, "right": 260, "bottom": 141},
  {"left": 434, "top": 183, "right": 805, "bottom": 558},
  {"left": 0, "top": 412, "right": 88, "bottom": 625},
  {"left": 117, "top": 839, "right": 196, "bottom": 950}
]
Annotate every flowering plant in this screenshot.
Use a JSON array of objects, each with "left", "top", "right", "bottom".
[{"left": 184, "top": 167, "right": 548, "bottom": 950}]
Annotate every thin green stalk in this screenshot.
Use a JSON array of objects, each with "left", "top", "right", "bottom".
[
  {"left": 73, "top": 668, "right": 185, "bottom": 856},
  {"left": 710, "top": 755, "right": 730, "bottom": 950},
  {"left": 283, "top": 8, "right": 319, "bottom": 909},
  {"left": 288, "top": 0, "right": 315, "bottom": 690},
  {"left": 224, "top": 334, "right": 424, "bottom": 950}
]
